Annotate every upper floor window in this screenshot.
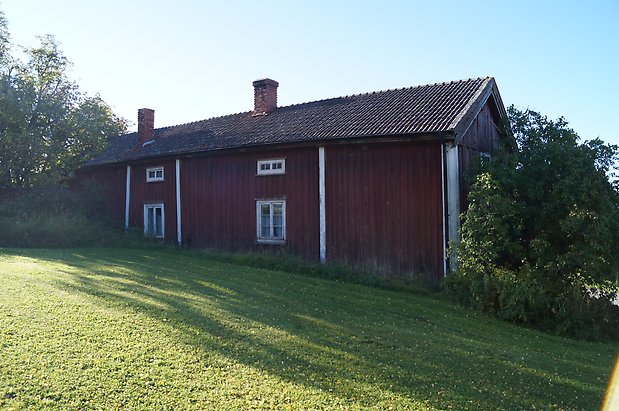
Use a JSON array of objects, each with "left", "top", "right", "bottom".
[
  {"left": 479, "top": 152, "right": 492, "bottom": 162},
  {"left": 146, "top": 166, "right": 164, "bottom": 182},
  {"left": 257, "top": 159, "right": 285, "bottom": 175}
]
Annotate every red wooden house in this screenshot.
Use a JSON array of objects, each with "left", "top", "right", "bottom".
[{"left": 77, "top": 77, "right": 508, "bottom": 283}]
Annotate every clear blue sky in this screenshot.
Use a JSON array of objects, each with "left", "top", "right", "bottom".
[{"left": 3, "top": 0, "right": 618, "bottom": 146}]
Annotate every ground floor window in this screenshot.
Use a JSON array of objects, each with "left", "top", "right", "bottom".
[
  {"left": 144, "top": 203, "right": 164, "bottom": 238},
  {"left": 256, "top": 200, "right": 285, "bottom": 243}
]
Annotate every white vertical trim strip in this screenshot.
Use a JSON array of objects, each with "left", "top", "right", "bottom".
[
  {"left": 446, "top": 143, "right": 461, "bottom": 272},
  {"left": 176, "top": 159, "right": 182, "bottom": 245},
  {"left": 125, "top": 165, "right": 131, "bottom": 230},
  {"left": 441, "top": 144, "right": 447, "bottom": 277},
  {"left": 143, "top": 205, "right": 148, "bottom": 235},
  {"left": 319, "top": 146, "right": 326, "bottom": 263}
]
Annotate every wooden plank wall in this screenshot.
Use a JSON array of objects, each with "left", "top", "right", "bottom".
[
  {"left": 129, "top": 160, "right": 178, "bottom": 239},
  {"left": 458, "top": 101, "right": 503, "bottom": 209},
  {"left": 326, "top": 141, "right": 444, "bottom": 282},
  {"left": 180, "top": 147, "right": 320, "bottom": 260},
  {"left": 77, "top": 141, "right": 448, "bottom": 282}
]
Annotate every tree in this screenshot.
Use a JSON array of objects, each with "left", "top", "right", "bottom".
[
  {"left": 0, "top": 11, "right": 127, "bottom": 187},
  {"left": 445, "top": 106, "right": 619, "bottom": 339}
]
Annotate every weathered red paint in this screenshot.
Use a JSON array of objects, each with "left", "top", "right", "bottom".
[
  {"left": 129, "top": 160, "right": 178, "bottom": 239},
  {"left": 75, "top": 141, "right": 446, "bottom": 282},
  {"left": 326, "top": 141, "right": 445, "bottom": 282},
  {"left": 180, "top": 147, "right": 320, "bottom": 260}
]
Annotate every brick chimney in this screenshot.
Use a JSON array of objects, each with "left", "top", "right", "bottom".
[
  {"left": 253, "top": 78, "right": 279, "bottom": 115},
  {"left": 138, "top": 108, "right": 155, "bottom": 143}
]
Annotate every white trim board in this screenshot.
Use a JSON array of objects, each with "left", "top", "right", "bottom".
[
  {"left": 175, "top": 159, "right": 182, "bottom": 245},
  {"left": 319, "top": 146, "right": 326, "bottom": 263},
  {"left": 445, "top": 142, "right": 460, "bottom": 272},
  {"left": 125, "top": 165, "right": 131, "bottom": 229},
  {"left": 441, "top": 144, "right": 447, "bottom": 277}
]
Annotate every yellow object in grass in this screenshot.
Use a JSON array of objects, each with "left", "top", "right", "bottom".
[{"left": 603, "top": 355, "right": 619, "bottom": 411}]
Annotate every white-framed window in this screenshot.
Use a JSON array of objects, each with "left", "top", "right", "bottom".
[
  {"left": 257, "top": 159, "right": 285, "bottom": 175},
  {"left": 256, "top": 200, "right": 286, "bottom": 243},
  {"left": 146, "top": 166, "right": 164, "bottom": 182},
  {"left": 479, "top": 152, "right": 492, "bottom": 161},
  {"left": 144, "top": 203, "right": 164, "bottom": 238}
]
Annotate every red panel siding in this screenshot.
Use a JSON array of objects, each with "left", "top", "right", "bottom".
[
  {"left": 78, "top": 141, "right": 448, "bottom": 282},
  {"left": 180, "top": 147, "right": 320, "bottom": 260},
  {"left": 129, "top": 160, "right": 178, "bottom": 241},
  {"left": 326, "top": 141, "right": 444, "bottom": 282}
]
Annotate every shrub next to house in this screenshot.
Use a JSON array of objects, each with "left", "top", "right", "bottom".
[{"left": 445, "top": 107, "right": 619, "bottom": 340}]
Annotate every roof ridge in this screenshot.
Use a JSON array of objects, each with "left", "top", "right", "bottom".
[
  {"left": 84, "top": 76, "right": 506, "bottom": 168},
  {"left": 446, "top": 77, "right": 494, "bottom": 132},
  {"left": 281, "top": 77, "right": 489, "bottom": 111},
  {"left": 156, "top": 110, "right": 251, "bottom": 133},
  {"left": 151, "top": 77, "right": 491, "bottom": 133}
]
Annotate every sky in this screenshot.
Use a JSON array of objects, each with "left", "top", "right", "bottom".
[{"left": 2, "top": 0, "right": 618, "bottom": 146}]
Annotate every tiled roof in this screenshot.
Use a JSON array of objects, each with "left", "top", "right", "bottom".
[{"left": 86, "top": 77, "right": 500, "bottom": 167}]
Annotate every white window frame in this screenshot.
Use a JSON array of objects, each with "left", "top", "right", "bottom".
[
  {"left": 257, "top": 159, "right": 285, "bottom": 175},
  {"left": 144, "top": 203, "right": 165, "bottom": 238},
  {"left": 479, "top": 152, "right": 492, "bottom": 161},
  {"left": 146, "top": 166, "right": 164, "bottom": 182},
  {"left": 256, "top": 200, "right": 286, "bottom": 243}
]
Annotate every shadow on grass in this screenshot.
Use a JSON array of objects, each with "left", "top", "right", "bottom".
[{"left": 19, "top": 247, "right": 616, "bottom": 410}]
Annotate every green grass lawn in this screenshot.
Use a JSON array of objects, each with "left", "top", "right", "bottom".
[{"left": 0, "top": 248, "right": 616, "bottom": 410}]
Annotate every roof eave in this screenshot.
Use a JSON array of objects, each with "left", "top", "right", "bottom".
[
  {"left": 79, "top": 131, "right": 455, "bottom": 169},
  {"left": 449, "top": 77, "right": 512, "bottom": 146},
  {"left": 448, "top": 77, "right": 495, "bottom": 140}
]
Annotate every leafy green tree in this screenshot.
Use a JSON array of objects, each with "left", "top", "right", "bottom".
[
  {"left": 0, "top": 11, "right": 127, "bottom": 187},
  {"left": 446, "top": 106, "right": 619, "bottom": 339},
  {"left": 0, "top": 10, "right": 9, "bottom": 62}
]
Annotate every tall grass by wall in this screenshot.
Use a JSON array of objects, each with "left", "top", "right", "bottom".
[
  {"left": 195, "top": 248, "right": 438, "bottom": 295},
  {"left": 0, "top": 185, "right": 142, "bottom": 248}
]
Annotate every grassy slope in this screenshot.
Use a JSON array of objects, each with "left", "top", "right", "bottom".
[{"left": 0, "top": 248, "right": 616, "bottom": 410}]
